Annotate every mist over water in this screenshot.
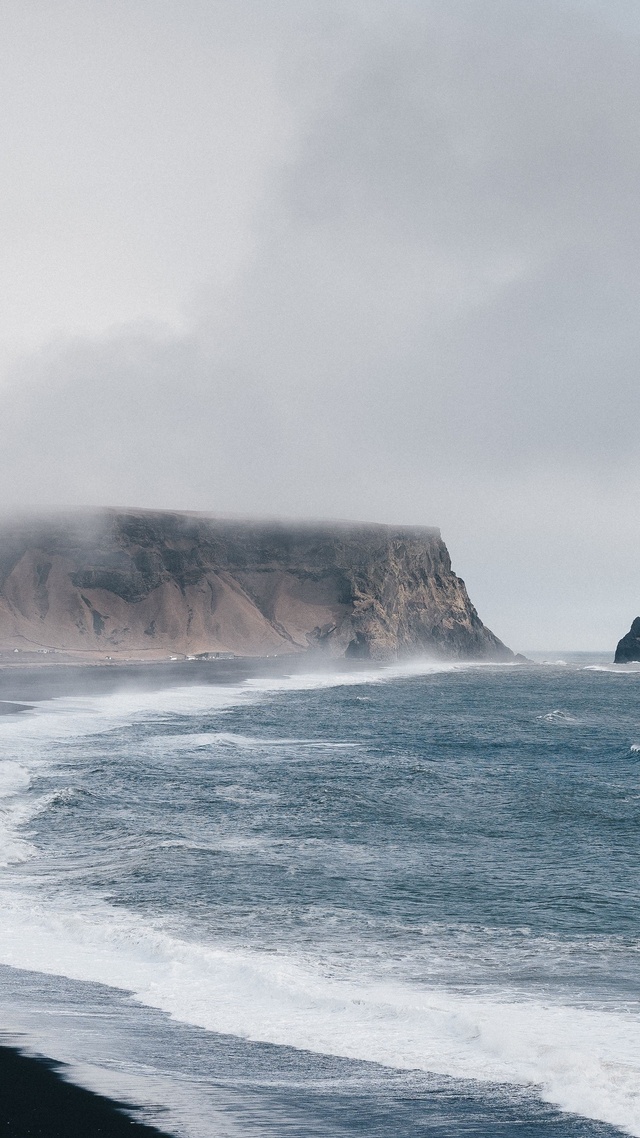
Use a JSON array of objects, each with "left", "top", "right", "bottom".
[{"left": 0, "top": 658, "right": 638, "bottom": 1136}]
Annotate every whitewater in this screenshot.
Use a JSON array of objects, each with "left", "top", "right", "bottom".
[{"left": 0, "top": 656, "right": 639, "bottom": 1137}]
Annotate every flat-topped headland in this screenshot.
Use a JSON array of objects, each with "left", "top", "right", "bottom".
[{"left": 0, "top": 509, "right": 511, "bottom": 663}]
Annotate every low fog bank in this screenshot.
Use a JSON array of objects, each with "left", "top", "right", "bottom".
[{"left": 0, "top": 0, "right": 638, "bottom": 651}]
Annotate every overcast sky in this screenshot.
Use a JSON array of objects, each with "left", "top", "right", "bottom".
[{"left": 1, "top": 0, "right": 638, "bottom": 651}]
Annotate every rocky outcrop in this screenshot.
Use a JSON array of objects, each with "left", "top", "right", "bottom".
[
  {"left": 0, "top": 510, "right": 512, "bottom": 661},
  {"left": 614, "top": 618, "right": 640, "bottom": 663}
]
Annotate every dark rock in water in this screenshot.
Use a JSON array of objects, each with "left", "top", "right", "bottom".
[
  {"left": 345, "top": 631, "right": 371, "bottom": 659},
  {"left": 614, "top": 617, "right": 640, "bottom": 663},
  {"left": 0, "top": 509, "right": 513, "bottom": 662}
]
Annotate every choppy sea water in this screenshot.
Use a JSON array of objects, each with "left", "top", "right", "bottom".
[{"left": 0, "top": 655, "right": 639, "bottom": 1137}]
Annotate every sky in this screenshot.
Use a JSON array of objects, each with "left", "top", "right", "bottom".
[{"left": 0, "top": 0, "right": 638, "bottom": 652}]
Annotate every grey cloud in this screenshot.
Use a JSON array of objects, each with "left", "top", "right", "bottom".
[{"left": 0, "top": 0, "right": 639, "bottom": 648}]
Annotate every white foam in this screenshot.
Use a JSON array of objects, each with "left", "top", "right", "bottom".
[
  {"left": 242, "top": 657, "right": 513, "bottom": 696},
  {"left": 536, "top": 709, "right": 578, "bottom": 724},
  {"left": 0, "top": 761, "right": 38, "bottom": 867},
  {"left": 0, "top": 760, "right": 30, "bottom": 798},
  {"left": 583, "top": 665, "right": 640, "bottom": 674},
  {"left": 0, "top": 892, "right": 638, "bottom": 1134},
  {"left": 152, "top": 731, "right": 361, "bottom": 753},
  {"left": 0, "top": 759, "right": 68, "bottom": 868}
]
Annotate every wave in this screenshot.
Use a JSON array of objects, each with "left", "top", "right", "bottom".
[
  {"left": 0, "top": 653, "right": 521, "bottom": 754},
  {"left": 0, "top": 664, "right": 368, "bottom": 877},
  {"left": 536, "top": 709, "right": 579, "bottom": 724},
  {"left": 2, "top": 662, "right": 639, "bottom": 1134},
  {"left": 0, "top": 665, "right": 374, "bottom": 883},
  {"left": 0, "top": 761, "right": 39, "bottom": 867},
  {"left": 160, "top": 731, "right": 361, "bottom": 751},
  {"left": 583, "top": 665, "right": 640, "bottom": 674},
  {"left": 0, "top": 659, "right": 456, "bottom": 870},
  {"left": 0, "top": 892, "right": 637, "bottom": 1135},
  {"left": 242, "top": 658, "right": 465, "bottom": 697},
  {"left": 0, "top": 760, "right": 74, "bottom": 869}
]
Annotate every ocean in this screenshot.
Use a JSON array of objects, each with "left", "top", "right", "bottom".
[{"left": 0, "top": 655, "right": 638, "bottom": 1137}]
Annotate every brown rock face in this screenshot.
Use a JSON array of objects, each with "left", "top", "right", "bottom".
[{"left": 0, "top": 510, "right": 512, "bottom": 661}]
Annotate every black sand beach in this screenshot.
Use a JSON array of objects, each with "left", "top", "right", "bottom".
[{"left": 0, "top": 1045, "right": 174, "bottom": 1136}]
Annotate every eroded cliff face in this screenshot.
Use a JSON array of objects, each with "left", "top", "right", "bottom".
[{"left": 0, "top": 510, "right": 512, "bottom": 661}]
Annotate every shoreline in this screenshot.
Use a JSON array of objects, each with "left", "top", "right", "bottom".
[
  {"left": 0, "top": 651, "right": 397, "bottom": 708},
  {"left": 0, "top": 700, "right": 33, "bottom": 715},
  {"left": 0, "top": 653, "right": 316, "bottom": 705},
  {"left": 0, "top": 1043, "right": 174, "bottom": 1136}
]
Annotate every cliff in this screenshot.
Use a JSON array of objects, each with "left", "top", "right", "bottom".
[
  {"left": 0, "top": 510, "right": 512, "bottom": 662},
  {"left": 614, "top": 618, "right": 640, "bottom": 664}
]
